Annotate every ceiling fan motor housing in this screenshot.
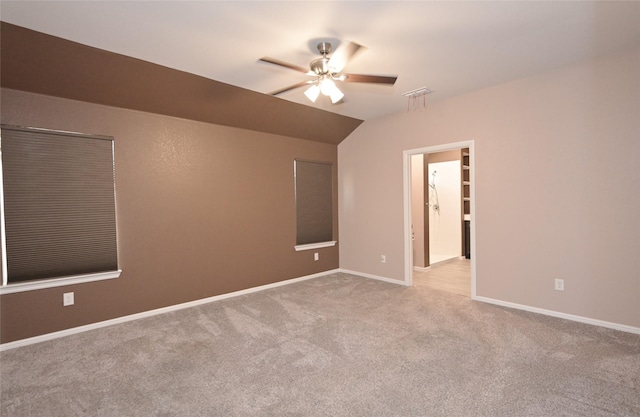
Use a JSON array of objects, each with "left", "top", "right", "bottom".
[{"left": 310, "top": 57, "right": 331, "bottom": 75}]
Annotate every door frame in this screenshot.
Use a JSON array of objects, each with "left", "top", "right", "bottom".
[{"left": 402, "top": 140, "right": 477, "bottom": 297}]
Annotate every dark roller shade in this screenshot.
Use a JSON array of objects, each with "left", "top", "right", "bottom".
[
  {"left": 294, "top": 160, "right": 333, "bottom": 246},
  {"left": 1, "top": 125, "right": 118, "bottom": 283}
]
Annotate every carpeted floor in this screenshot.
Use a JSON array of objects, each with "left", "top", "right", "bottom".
[{"left": 1, "top": 271, "right": 639, "bottom": 416}]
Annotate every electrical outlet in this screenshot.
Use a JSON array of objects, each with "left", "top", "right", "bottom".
[
  {"left": 380, "top": 255, "right": 386, "bottom": 263},
  {"left": 63, "top": 292, "right": 75, "bottom": 306},
  {"left": 554, "top": 279, "right": 564, "bottom": 291},
  {"left": 314, "top": 252, "right": 319, "bottom": 261}
]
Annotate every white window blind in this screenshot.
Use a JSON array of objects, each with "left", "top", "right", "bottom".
[{"left": 1, "top": 125, "right": 119, "bottom": 286}]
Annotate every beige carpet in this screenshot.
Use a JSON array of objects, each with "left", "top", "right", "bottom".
[{"left": 1, "top": 271, "right": 639, "bottom": 416}]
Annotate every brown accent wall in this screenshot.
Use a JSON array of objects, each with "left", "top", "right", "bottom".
[
  {"left": 0, "top": 22, "right": 363, "bottom": 145},
  {"left": 0, "top": 89, "right": 339, "bottom": 343}
]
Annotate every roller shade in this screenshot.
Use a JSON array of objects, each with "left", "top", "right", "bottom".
[
  {"left": 294, "top": 160, "right": 333, "bottom": 245},
  {"left": 1, "top": 125, "right": 118, "bottom": 283}
]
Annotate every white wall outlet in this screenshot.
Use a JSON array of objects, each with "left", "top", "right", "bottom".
[
  {"left": 380, "top": 255, "right": 386, "bottom": 263},
  {"left": 554, "top": 279, "right": 564, "bottom": 291},
  {"left": 314, "top": 252, "right": 319, "bottom": 261},
  {"left": 63, "top": 292, "right": 75, "bottom": 306}
]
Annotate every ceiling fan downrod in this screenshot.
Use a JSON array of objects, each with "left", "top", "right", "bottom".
[
  {"left": 317, "top": 42, "right": 332, "bottom": 56},
  {"left": 310, "top": 42, "right": 332, "bottom": 76}
]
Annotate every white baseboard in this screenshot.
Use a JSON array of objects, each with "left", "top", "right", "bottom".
[
  {"left": 338, "top": 268, "right": 410, "bottom": 287},
  {"left": 429, "top": 256, "right": 461, "bottom": 267},
  {"left": 0, "top": 269, "right": 341, "bottom": 352},
  {"left": 339, "top": 269, "right": 639, "bottom": 335},
  {"left": 473, "top": 296, "right": 640, "bottom": 335},
  {"left": 6, "top": 269, "right": 635, "bottom": 351},
  {"left": 413, "top": 266, "right": 430, "bottom": 272}
]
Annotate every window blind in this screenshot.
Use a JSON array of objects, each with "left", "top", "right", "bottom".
[
  {"left": 294, "top": 160, "right": 333, "bottom": 246},
  {"left": 1, "top": 125, "right": 118, "bottom": 284}
]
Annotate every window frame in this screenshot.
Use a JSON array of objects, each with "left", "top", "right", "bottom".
[
  {"left": 293, "top": 159, "right": 337, "bottom": 251},
  {"left": 0, "top": 125, "right": 121, "bottom": 295}
]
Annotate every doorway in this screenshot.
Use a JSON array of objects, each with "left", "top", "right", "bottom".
[
  {"left": 413, "top": 154, "right": 463, "bottom": 267},
  {"left": 403, "top": 141, "right": 476, "bottom": 297}
]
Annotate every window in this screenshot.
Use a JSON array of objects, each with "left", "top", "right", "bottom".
[
  {"left": 0, "top": 125, "right": 120, "bottom": 294},
  {"left": 294, "top": 159, "right": 336, "bottom": 251}
]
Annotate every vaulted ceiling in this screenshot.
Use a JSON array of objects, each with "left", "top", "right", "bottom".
[
  {"left": 1, "top": 1, "right": 639, "bottom": 143},
  {"left": 1, "top": 22, "right": 362, "bottom": 144}
]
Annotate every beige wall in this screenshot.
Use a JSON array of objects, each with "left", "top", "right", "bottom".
[
  {"left": 1, "top": 89, "right": 339, "bottom": 343},
  {"left": 339, "top": 48, "right": 640, "bottom": 328}
]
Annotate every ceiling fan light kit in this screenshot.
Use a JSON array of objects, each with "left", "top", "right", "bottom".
[
  {"left": 328, "top": 86, "right": 344, "bottom": 104},
  {"left": 303, "top": 77, "right": 344, "bottom": 104},
  {"left": 260, "top": 40, "right": 398, "bottom": 104},
  {"left": 304, "top": 85, "right": 321, "bottom": 102}
]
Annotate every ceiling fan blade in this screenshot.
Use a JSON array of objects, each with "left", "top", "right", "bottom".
[
  {"left": 327, "top": 41, "right": 363, "bottom": 73},
  {"left": 259, "top": 57, "right": 312, "bottom": 74},
  {"left": 342, "top": 74, "right": 398, "bottom": 85},
  {"left": 269, "top": 80, "right": 316, "bottom": 96}
]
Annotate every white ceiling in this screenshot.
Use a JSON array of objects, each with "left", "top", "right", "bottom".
[{"left": 2, "top": 1, "right": 639, "bottom": 120}]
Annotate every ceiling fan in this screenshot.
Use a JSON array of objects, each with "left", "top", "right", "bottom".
[{"left": 259, "top": 41, "right": 398, "bottom": 104}]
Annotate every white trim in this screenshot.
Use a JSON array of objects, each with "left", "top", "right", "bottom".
[
  {"left": 0, "top": 270, "right": 122, "bottom": 295},
  {"left": 340, "top": 267, "right": 639, "bottom": 335},
  {"left": 338, "top": 268, "right": 410, "bottom": 287},
  {"left": 413, "top": 266, "right": 430, "bottom": 272},
  {"left": 403, "top": 141, "right": 477, "bottom": 297},
  {"left": 0, "top": 138, "right": 7, "bottom": 286},
  {"left": 403, "top": 150, "right": 413, "bottom": 285},
  {"left": 429, "top": 256, "right": 463, "bottom": 267},
  {"left": 294, "top": 241, "right": 337, "bottom": 251},
  {"left": 473, "top": 296, "right": 640, "bottom": 335},
  {"left": 0, "top": 268, "right": 339, "bottom": 351}
]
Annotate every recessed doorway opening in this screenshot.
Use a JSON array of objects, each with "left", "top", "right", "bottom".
[{"left": 402, "top": 141, "right": 476, "bottom": 297}]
